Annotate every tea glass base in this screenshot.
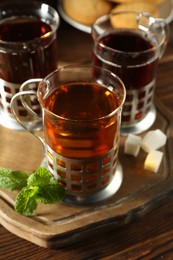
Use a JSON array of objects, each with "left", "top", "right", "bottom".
[
  {"left": 0, "top": 110, "right": 42, "bottom": 131},
  {"left": 64, "top": 162, "right": 123, "bottom": 205},
  {"left": 41, "top": 158, "right": 123, "bottom": 205},
  {"left": 121, "top": 105, "right": 156, "bottom": 135},
  {"left": 0, "top": 110, "right": 23, "bottom": 130}
]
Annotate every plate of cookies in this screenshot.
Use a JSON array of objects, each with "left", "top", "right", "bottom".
[{"left": 58, "top": 0, "right": 173, "bottom": 33}]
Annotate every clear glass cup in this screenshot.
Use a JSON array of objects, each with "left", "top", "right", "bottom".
[
  {"left": 11, "top": 64, "right": 126, "bottom": 205},
  {"left": 92, "top": 11, "right": 169, "bottom": 134},
  {"left": 0, "top": 1, "right": 60, "bottom": 130}
]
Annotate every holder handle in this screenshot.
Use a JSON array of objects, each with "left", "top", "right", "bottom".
[
  {"left": 11, "top": 84, "right": 44, "bottom": 148},
  {"left": 137, "top": 12, "right": 169, "bottom": 58}
]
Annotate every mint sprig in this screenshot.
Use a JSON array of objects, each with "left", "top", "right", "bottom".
[
  {"left": 0, "top": 168, "right": 28, "bottom": 191},
  {"left": 0, "top": 167, "right": 65, "bottom": 216},
  {"left": 15, "top": 186, "right": 39, "bottom": 216}
]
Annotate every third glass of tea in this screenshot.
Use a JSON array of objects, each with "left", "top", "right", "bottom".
[
  {"left": 0, "top": 1, "right": 59, "bottom": 129},
  {"left": 92, "top": 11, "right": 169, "bottom": 134},
  {"left": 11, "top": 64, "right": 126, "bottom": 205}
]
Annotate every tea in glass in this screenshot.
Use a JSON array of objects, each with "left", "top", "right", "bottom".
[
  {"left": 11, "top": 65, "right": 126, "bottom": 204},
  {"left": 92, "top": 12, "right": 168, "bottom": 134},
  {"left": 0, "top": 1, "right": 59, "bottom": 129}
]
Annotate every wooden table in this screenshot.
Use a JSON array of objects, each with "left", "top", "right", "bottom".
[{"left": 1, "top": 18, "right": 173, "bottom": 259}]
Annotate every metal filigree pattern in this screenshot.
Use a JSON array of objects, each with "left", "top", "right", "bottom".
[
  {"left": 122, "top": 80, "right": 155, "bottom": 126},
  {"left": 46, "top": 145, "right": 118, "bottom": 195}
]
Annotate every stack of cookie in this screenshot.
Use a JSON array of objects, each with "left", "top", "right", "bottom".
[{"left": 63, "top": 0, "right": 163, "bottom": 26}]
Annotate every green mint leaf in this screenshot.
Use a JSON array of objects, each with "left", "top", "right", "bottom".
[
  {"left": 27, "top": 167, "right": 51, "bottom": 187},
  {"left": 0, "top": 166, "right": 66, "bottom": 216},
  {"left": 0, "top": 168, "right": 28, "bottom": 191},
  {"left": 15, "top": 186, "right": 39, "bottom": 216},
  {"left": 49, "top": 177, "right": 58, "bottom": 185},
  {"left": 36, "top": 183, "right": 65, "bottom": 204}
]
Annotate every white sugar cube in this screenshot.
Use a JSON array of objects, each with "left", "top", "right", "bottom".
[
  {"left": 124, "top": 134, "right": 142, "bottom": 157},
  {"left": 141, "top": 129, "right": 167, "bottom": 153},
  {"left": 144, "top": 150, "right": 163, "bottom": 173}
]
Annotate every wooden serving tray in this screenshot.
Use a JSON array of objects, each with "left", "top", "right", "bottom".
[{"left": 0, "top": 99, "right": 173, "bottom": 248}]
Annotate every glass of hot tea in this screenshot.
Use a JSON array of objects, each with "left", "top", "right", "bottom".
[
  {"left": 92, "top": 11, "right": 169, "bottom": 135},
  {"left": 11, "top": 64, "right": 126, "bottom": 205},
  {"left": 0, "top": 1, "right": 59, "bottom": 130}
]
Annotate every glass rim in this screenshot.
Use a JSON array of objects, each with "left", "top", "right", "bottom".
[
  {"left": 0, "top": 0, "right": 60, "bottom": 46},
  {"left": 92, "top": 11, "right": 167, "bottom": 55},
  {"left": 37, "top": 64, "right": 126, "bottom": 122}
]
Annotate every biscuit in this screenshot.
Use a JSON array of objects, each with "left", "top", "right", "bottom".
[
  {"left": 63, "top": 0, "right": 112, "bottom": 25},
  {"left": 109, "top": 0, "right": 163, "bottom": 5},
  {"left": 145, "top": 0, "right": 164, "bottom": 5},
  {"left": 110, "top": 12, "right": 139, "bottom": 29},
  {"left": 108, "top": 0, "right": 135, "bottom": 3},
  {"left": 111, "top": 1, "right": 158, "bottom": 16},
  {"left": 111, "top": 1, "right": 159, "bottom": 28}
]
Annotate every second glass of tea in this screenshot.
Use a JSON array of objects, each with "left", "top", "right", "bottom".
[
  {"left": 11, "top": 64, "right": 126, "bottom": 205},
  {"left": 0, "top": 1, "right": 59, "bottom": 130},
  {"left": 92, "top": 11, "right": 169, "bottom": 134}
]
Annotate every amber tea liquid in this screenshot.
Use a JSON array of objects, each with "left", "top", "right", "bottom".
[
  {"left": 93, "top": 30, "right": 158, "bottom": 123},
  {"left": 93, "top": 30, "right": 158, "bottom": 90},
  {"left": 43, "top": 82, "right": 120, "bottom": 160},
  {"left": 0, "top": 16, "right": 57, "bottom": 83}
]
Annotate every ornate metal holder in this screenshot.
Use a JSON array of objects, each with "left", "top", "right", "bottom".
[
  {"left": 43, "top": 145, "right": 123, "bottom": 205},
  {"left": 121, "top": 81, "right": 156, "bottom": 135}
]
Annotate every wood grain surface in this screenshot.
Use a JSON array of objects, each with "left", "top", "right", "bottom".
[
  {"left": 1, "top": 98, "right": 173, "bottom": 249},
  {"left": 1, "top": 10, "right": 173, "bottom": 259}
]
